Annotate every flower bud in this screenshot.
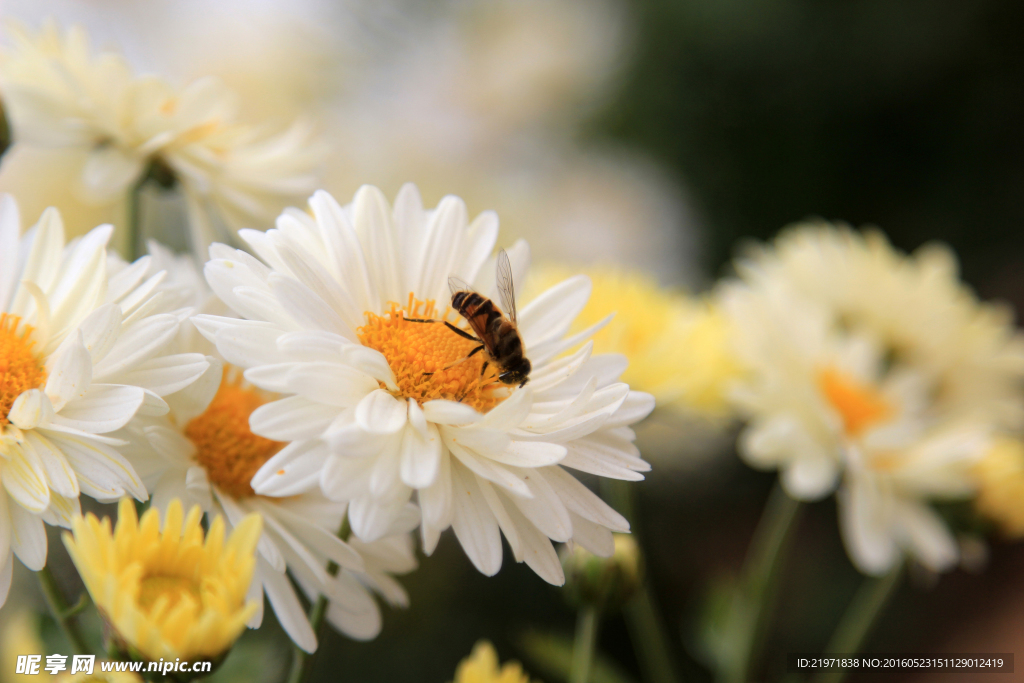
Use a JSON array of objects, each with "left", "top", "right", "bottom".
[{"left": 561, "top": 534, "right": 643, "bottom": 612}]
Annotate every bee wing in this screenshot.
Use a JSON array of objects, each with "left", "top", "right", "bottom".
[
  {"left": 495, "top": 248, "right": 518, "bottom": 323},
  {"left": 448, "top": 275, "right": 475, "bottom": 296}
]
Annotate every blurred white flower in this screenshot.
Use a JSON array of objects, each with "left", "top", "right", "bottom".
[
  {"left": 720, "top": 224, "right": 1024, "bottom": 575},
  {"left": 323, "top": 0, "right": 696, "bottom": 281},
  {"left": 115, "top": 245, "right": 416, "bottom": 648},
  {"left": 194, "top": 184, "right": 653, "bottom": 586},
  {"left": 0, "top": 21, "right": 322, "bottom": 251},
  {"left": 0, "top": 195, "right": 208, "bottom": 603}
]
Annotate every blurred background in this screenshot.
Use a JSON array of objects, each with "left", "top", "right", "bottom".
[{"left": 2, "top": 1, "right": 1023, "bottom": 681}]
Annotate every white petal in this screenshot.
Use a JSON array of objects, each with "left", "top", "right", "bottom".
[
  {"left": 9, "top": 505, "right": 46, "bottom": 571},
  {"left": 249, "top": 396, "right": 339, "bottom": 441},
  {"left": 53, "top": 384, "right": 145, "bottom": 434},
  {"left": 451, "top": 466, "right": 502, "bottom": 576},
  {"left": 309, "top": 190, "right": 376, "bottom": 313},
  {"left": 255, "top": 500, "right": 363, "bottom": 572},
  {"left": 475, "top": 475, "right": 522, "bottom": 561},
  {"left": 348, "top": 495, "right": 410, "bottom": 543},
  {"left": 261, "top": 560, "right": 318, "bottom": 653},
  {"left": 0, "top": 195, "right": 21, "bottom": 310},
  {"left": 399, "top": 422, "right": 442, "bottom": 489},
  {"left": 251, "top": 440, "right": 328, "bottom": 497},
  {"left": 518, "top": 274, "right": 591, "bottom": 349},
  {"left": 569, "top": 512, "right": 615, "bottom": 557},
  {"left": 782, "top": 456, "right": 841, "bottom": 502},
  {"left": 44, "top": 332, "right": 92, "bottom": 413},
  {"left": 604, "top": 390, "right": 656, "bottom": 428},
  {"left": 505, "top": 501, "right": 564, "bottom": 586},
  {"left": 8, "top": 389, "right": 54, "bottom": 431},
  {"left": 490, "top": 441, "right": 567, "bottom": 468},
  {"left": 446, "top": 439, "right": 532, "bottom": 498},
  {"left": 452, "top": 210, "right": 499, "bottom": 286},
  {"left": 414, "top": 195, "right": 468, "bottom": 303},
  {"left": 25, "top": 431, "right": 78, "bottom": 499},
  {"left": 326, "top": 590, "right": 382, "bottom": 641},
  {"left": 271, "top": 243, "right": 363, "bottom": 337},
  {"left": 92, "top": 314, "right": 179, "bottom": 377},
  {"left": 46, "top": 432, "right": 146, "bottom": 502},
  {"left": 164, "top": 356, "right": 223, "bottom": 424},
  {"left": 421, "top": 400, "right": 480, "bottom": 426},
  {"left": 418, "top": 451, "right": 453, "bottom": 548},
  {"left": 353, "top": 184, "right": 402, "bottom": 308},
  {"left": 507, "top": 467, "right": 573, "bottom": 543},
  {"left": 10, "top": 207, "right": 63, "bottom": 316},
  {"left": 838, "top": 479, "right": 899, "bottom": 576},
  {"left": 269, "top": 273, "right": 351, "bottom": 338},
  {"left": 319, "top": 454, "right": 375, "bottom": 501},
  {"left": 355, "top": 390, "right": 408, "bottom": 435},
  {"left": 898, "top": 501, "right": 957, "bottom": 572},
  {"left": 284, "top": 363, "right": 379, "bottom": 408},
  {"left": 75, "top": 304, "right": 122, "bottom": 365},
  {"left": 41, "top": 492, "right": 81, "bottom": 529},
  {"left": 79, "top": 145, "right": 144, "bottom": 202},
  {"left": 115, "top": 354, "right": 210, "bottom": 397},
  {"left": 543, "top": 466, "right": 629, "bottom": 532},
  {"left": 211, "top": 321, "right": 289, "bottom": 368},
  {"left": 1, "top": 444, "right": 49, "bottom": 513}
]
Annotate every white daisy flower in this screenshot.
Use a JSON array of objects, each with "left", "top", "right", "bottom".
[
  {"left": 0, "top": 22, "right": 321, "bottom": 250},
  {"left": 0, "top": 196, "right": 209, "bottom": 604},
  {"left": 119, "top": 248, "right": 415, "bottom": 649},
  {"left": 195, "top": 184, "right": 654, "bottom": 585},
  {"left": 719, "top": 223, "right": 1022, "bottom": 575}
]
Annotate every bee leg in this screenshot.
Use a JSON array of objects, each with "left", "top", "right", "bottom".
[
  {"left": 404, "top": 317, "right": 438, "bottom": 323},
  {"left": 444, "top": 321, "right": 482, "bottom": 343},
  {"left": 441, "top": 345, "right": 484, "bottom": 371},
  {"left": 480, "top": 360, "right": 489, "bottom": 376}
]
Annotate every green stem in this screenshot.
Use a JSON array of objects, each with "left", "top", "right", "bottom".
[
  {"left": 600, "top": 478, "right": 682, "bottom": 683},
  {"left": 625, "top": 583, "right": 681, "bottom": 683},
  {"left": 127, "top": 174, "right": 147, "bottom": 262},
  {"left": 719, "top": 481, "right": 803, "bottom": 683},
  {"left": 812, "top": 563, "right": 904, "bottom": 683},
  {"left": 569, "top": 606, "right": 600, "bottom": 683},
  {"left": 38, "top": 566, "right": 91, "bottom": 655},
  {"left": 286, "top": 516, "right": 349, "bottom": 683}
]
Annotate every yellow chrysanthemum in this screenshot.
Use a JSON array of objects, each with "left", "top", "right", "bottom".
[
  {"left": 451, "top": 641, "right": 536, "bottom": 683},
  {"left": 63, "top": 498, "right": 261, "bottom": 662},
  {"left": 973, "top": 437, "right": 1024, "bottom": 538},
  {"left": 528, "top": 265, "right": 742, "bottom": 416}
]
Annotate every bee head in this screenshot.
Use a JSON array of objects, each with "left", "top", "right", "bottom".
[{"left": 499, "top": 358, "right": 532, "bottom": 387}]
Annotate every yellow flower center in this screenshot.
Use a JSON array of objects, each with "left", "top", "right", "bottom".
[
  {"left": 0, "top": 314, "right": 46, "bottom": 427},
  {"left": 184, "top": 371, "right": 283, "bottom": 498},
  {"left": 358, "top": 295, "right": 504, "bottom": 413},
  {"left": 817, "top": 367, "right": 893, "bottom": 437},
  {"left": 137, "top": 575, "right": 202, "bottom": 615}
]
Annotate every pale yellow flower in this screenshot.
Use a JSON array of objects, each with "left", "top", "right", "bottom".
[
  {"left": 63, "top": 498, "right": 261, "bottom": 662},
  {"left": 452, "top": 641, "right": 536, "bottom": 683},
  {"left": 0, "top": 21, "right": 321, "bottom": 251},
  {"left": 720, "top": 222, "right": 1023, "bottom": 575},
  {"left": 973, "top": 437, "right": 1024, "bottom": 538},
  {"left": 2, "top": 610, "right": 48, "bottom": 682},
  {"left": 528, "top": 265, "right": 742, "bottom": 417}
]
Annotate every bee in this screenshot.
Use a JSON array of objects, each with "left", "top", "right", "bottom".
[
  {"left": 410, "top": 249, "right": 531, "bottom": 387},
  {"left": 448, "top": 249, "right": 531, "bottom": 387}
]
